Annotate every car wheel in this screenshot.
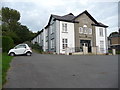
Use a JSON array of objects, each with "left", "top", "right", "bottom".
[
  {"left": 9, "top": 52, "right": 15, "bottom": 56},
  {"left": 26, "top": 52, "right": 32, "bottom": 56}
]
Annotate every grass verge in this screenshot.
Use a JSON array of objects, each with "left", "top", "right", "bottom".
[
  {"left": 2, "top": 53, "right": 13, "bottom": 86},
  {"left": 0, "top": 53, "right": 2, "bottom": 89}
]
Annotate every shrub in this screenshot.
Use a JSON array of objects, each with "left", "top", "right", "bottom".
[
  {"left": 4, "top": 31, "right": 20, "bottom": 44},
  {"left": 32, "top": 42, "right": 43, "bottom": 53},
  {"left": 2, "top": 36, "right": 14, "bottom": 52},
  {"left": 116, "top": 50, "right": 120, "bottom": 54}
]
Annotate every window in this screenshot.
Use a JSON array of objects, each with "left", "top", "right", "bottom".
[
  {"left": 99, "top": 28, "right": 103, "bottom": 36},
  {"left": 83, "top": 25, "right": 87, "bottom": 34},
  {"left": 79, "top": 27, "right": 83, "bottom": 33},
  {"left": 62, "top": 23, "right": 67, "bottom": 32},
  {"left": 100, "top": 41, "right": 104, "bottom": 52},
  {"left": 51, "top": 39, "right": 54, "bottom": 49},
  {"left": 88, "top": 28, "right": 92, "bottom": 34},
  {"left": 62, "top": 39, "right": 68, "bottom": 49},
  {"left": 15, "top": 44, "right": 26, "bottom": 49}
]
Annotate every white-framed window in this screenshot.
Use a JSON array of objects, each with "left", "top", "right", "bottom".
[
  {"left": 83, "top": 25, "right": 87, "bottom": 34},
  {"left": 62, "top": 38, "right": 68, "bottom": 49},
  {"left": 51, "top": 39, "right": 54, "bottom": 49},
  {"left": 100, "top": 41, "right": 104, "bottom": 52},
  {"left": 88, "top": 28, "right": 92, "bottom": 34},
  {"left": 99, "top": 28, "right": 104, "bottom": 37},
  {"left": 62, "top": 23, "right": 67, "bottom": 32},
  {"left": 79, "top": 27, "right": 83, "bottom": 33}
]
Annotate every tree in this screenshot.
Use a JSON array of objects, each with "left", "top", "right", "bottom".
[
  {"left": 2, "top": 7, "right": 20, "bottom": 25},
  {"left": 109, "top": 32, "right": 119, "bottom": 37},
  {"left": 2, "top": 7, "right": 36, "bottom": 44},
  {"left": 2, "top": 7, "right": 20, "bottom": 32}
]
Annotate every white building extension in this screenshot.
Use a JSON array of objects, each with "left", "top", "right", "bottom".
[
  {"left": 59, "top": 21, "right": 75, "bottom": 54},
  {"left": 96, "top": 26, "right": 108, "bottom": 54}
]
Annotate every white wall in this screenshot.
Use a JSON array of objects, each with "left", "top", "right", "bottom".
[
  {"left": 43, "top": 29, "right": 46, "bottom": 51},
  {"left": 55, "top": 20, "right": 60, "bottom": 54},
  {"left": 95, "top": 26, "right": 107, "bottom": 53},
  {"left": 59, "top": 21, "right": 75, "bottom": 54}
]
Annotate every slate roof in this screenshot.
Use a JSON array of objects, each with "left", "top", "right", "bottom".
[
  {"left": 45, "top": 10, "right": 108, "bottom": 28},
  {"left": 32, "top": 10, "right": 108, "bottom": 40},
  {"left": 52, "top": 13, "right": 76, "bottom": 22},
  {"left": 92, "top": 22, "right": 108, "bottom": 27}
]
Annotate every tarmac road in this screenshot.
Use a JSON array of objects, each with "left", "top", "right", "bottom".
[{"left": 4, "top": 53, "right": 118, "bottom": 88}]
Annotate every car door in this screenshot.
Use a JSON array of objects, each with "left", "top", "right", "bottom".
[{"left": 14, "top": 45, "right": 26, "bottom": 55}]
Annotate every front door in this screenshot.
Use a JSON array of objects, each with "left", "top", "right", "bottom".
[{"left": 80, "top": 40, "right": 91, "bottom": 52}]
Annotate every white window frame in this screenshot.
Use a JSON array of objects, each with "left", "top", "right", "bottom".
[
  {"left": 62, "top": 38, "right": 68, "bottom": 50},
  {"left": 100, "top": 41, "right": 104, "bottom": 52},
  {"left": 62, "top": 23, "right": 67, "bottom": 32},
  {"left": 99, "top": 28, "right": 104, "bottom": 37},
  {"left": 88, "top": 28, "right": 92, "bottom": 34},
  {"left": 79, "top": 27, "right": 83, "bottom": 33},
  {"left": 83, "top": 25, "right": 88, "bottom": 34},
  {"left": 51, "top": 39, "right": 54, "bottom": 49}
]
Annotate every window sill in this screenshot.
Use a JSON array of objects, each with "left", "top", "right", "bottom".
[
  {"left": 51, "top": 33, "right": 54, "bottom": 35},
  {"left": 100, "top": 36, "right": 104, "bottom": 37},
  {"left": 62, "top": 32, "right": 68, "bottom": 33}
]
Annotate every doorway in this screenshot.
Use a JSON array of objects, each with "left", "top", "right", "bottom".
[{"left": 80, "top": 40, "right": 91, "bottom": 52}]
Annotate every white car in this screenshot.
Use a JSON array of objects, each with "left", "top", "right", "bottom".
[{"left": 8, "top": 44, "right": 32, "bottom": 56}]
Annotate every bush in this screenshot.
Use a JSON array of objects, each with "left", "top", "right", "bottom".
[
  {"left": 4, "top": 31, "right": 20, "bottom": 44},
  {"left": 32, "top": 42, "right": 43, "bottom": 53},
  {"left": 116, "top": 50, "right": 120, "bottom": 54},
  {"left": 2, "top": 36, "right": 14, "bottom": 52},
  {"left": 24, "top": 41, "right": 33, "bottom": 48}
]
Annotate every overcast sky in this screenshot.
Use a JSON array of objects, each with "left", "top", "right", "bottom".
[{"left": 1, "top": 0, "right": 119, "bottom": 36}]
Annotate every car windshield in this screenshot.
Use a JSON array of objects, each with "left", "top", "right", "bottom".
[{"left": 15, "top": 44, "right": 26, "bottom": 49}]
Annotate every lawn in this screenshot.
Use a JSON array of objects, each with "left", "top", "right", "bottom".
[{"left": 1, "top": 53, "right": 13, "bottom": 87}]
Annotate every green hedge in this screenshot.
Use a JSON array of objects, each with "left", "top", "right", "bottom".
[{"left": 2, "top": 36, "right": 14, "bottom": 52}]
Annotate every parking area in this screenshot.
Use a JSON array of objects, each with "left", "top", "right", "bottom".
[{"left": 4, "top": 53, "right": 118, "bottom": 88}]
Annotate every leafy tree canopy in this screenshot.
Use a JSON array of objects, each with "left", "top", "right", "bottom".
[
  {"left": 1, "top": 7, "right": 36, "bottom": 44},
  {"left": 2, "top": 7, "right": 20, "bottom": 24}
]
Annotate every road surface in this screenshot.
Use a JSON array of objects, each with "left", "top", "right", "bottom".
[{"left": 4, "top": 53, "right": 118, "bottom": 88}]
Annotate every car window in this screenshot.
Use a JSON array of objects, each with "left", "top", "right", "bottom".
[{"left": 15, "top": 45, "right": 26, "bottom": 49}]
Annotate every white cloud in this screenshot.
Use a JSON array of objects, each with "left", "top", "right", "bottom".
[{"left": 1, "top": 1, "right": 119, "bottom": 36}]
